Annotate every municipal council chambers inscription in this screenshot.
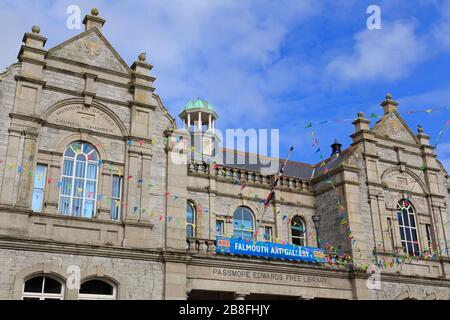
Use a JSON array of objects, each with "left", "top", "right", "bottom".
[
  {"left": 212, "top": 268, "right": 328, "bottom": 286},
  {"left": 46, "top": 105, "right": 122, "bottom": 136}
]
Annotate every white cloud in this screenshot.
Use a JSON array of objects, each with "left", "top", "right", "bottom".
[
  {"left": 433, "top": 2, "right": 450, "bottom": 51},
  {"left": 326, "top": 21, "right": 427, "bottom": 84}
]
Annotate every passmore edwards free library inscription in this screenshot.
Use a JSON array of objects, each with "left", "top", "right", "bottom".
[{"left": 212, "top": 267, "right": 328, "bottom": 285}]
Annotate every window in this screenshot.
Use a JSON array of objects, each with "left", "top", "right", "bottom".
[
  {"left": 233, "top": 207, "right": 254, "bottom": 240},
  {"left": 291, "top": 216, "right": 306, "bottom": 246},
  {"left": 111, "top": 176, "right": 122, "bottom": 220},
  {"left": 22, "top": 276, "right": 64, "bottom": 300},
  {"left": 397, "top": 199, "right": 420, "bottom": 255},
  {"left": 263, "top": 226, "right": 273, "bottom": 242},
  {"left": 425, "top": 224, "right": 432, "bottom": 250},
  {"left": 31, "top": 164, "right": 46, "bottom": 212},
  {"left": 186, "top": 202, "right": 196, "bottom": 237},
  {"left": 78, "top": 279, "right": 116, "bottom": 300},
  {"left": 216, "top": 220, "right": 224, "bottom": 237},
  {"left": 59, "top": 142, "right": 99, "bottom": 218}
]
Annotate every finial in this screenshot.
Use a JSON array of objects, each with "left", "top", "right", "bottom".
[
  {"left": 386, "top": 93, "right": 392, "bottom": 100},
  {"left": 91, "top": 8, "right": 99, "bottom": 16},
  {"left": 138, "top": 52, "right": 146, "bottom": 62},
  {"left": 31, "top": 25, "right": 40, "bottom": 34},
  {"left": 417, "top": 125, "right": 424, "bottom": 134},
  {"left": 357, "top": 112, "right": 364, "bottom": 118}
]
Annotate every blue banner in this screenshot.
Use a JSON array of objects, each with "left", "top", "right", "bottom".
[{"left": 216, "top": 237, "right": 325, "bottom": 263}]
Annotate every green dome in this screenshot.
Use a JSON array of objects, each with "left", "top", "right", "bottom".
[{"left": 183, "top": 98, "right": 215, "bottom": 112}]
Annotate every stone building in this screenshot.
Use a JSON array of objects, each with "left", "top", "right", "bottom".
[{"left": 0, "top": 9, "right": 448, "bottom": 300}]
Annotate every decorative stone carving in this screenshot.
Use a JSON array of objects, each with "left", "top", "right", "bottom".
[
  {"left": 46, "top": 104, "right": 123, "bottom": 136},
  {"left": 84, "top": 40, "right": 101, "bottom": 59}
]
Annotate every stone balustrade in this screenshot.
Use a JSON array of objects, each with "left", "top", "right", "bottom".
[
  {"left": 186, "top": 237, "right": 216, "bottom": 254},
  {"left": 187, "top": 162, "right": 311, "bottom": 192}
]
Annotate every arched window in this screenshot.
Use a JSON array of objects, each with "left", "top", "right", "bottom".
[
  {"left": 233, "top": 207, "right": 254, "bottom": 240},
  {"left": 397, "top": 199, "right": 420, "bottom": 255},
  {"left": 291, "top": 216, "right": 306, "bottom": 246},
  {"left": 78, "top": 279, "right": 116, "bottom": 300},
  {"left": 186, "top": 202, "right": 196, "bottom": 237},
  {"left": 59, "top": 142, "right": 99, "bottom": 218},
  {"left": 22, "top": 275, "right": 64, "bottom": 300}
]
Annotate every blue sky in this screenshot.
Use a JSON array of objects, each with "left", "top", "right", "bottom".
[{"left": 1, "top": 0, "right": 450, "bottom": 169}]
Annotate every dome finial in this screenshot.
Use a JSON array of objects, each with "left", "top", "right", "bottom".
[
  {"left": 417, "top": 125, "right": 424, "bottom": 134},
  {"left": 91, "top": 8, "right": 99, "bottom": 16},
  {"left": 31, "top": 25, "right": 40, "bottom": 34},
  {"left": 138, "top": 52, "right": 146, "bottom": 62}
]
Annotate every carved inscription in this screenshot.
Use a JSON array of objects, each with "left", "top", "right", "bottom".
[{"left": 47, "top": 105, "right": 121, "bottom": 135}]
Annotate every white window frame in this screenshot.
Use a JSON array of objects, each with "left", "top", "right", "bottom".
[
  {"left": 397, "top": 200, "right": 420, "bottom": 256},
  {"left": 186, "top": 202, "right": 196, "bottom": 238},
  {"left": 78, "top": 279, "right": 116, "bottom": 300},
  {"left": 111, "top": 175, "right": 122, "bottom": 220},
  {"left": 232, "top": 207, "right": 255, "bottom": 240},
  {"left": 291, "top": 216, "right": 306, "bottom": 246},
  {"left": 59, "top": 142, "right": 99, "bottom": 218},
  {"left": 216, "top": 219, "right": 225, "bottom": 237},
  {"left": 263, "top": 225, "right": 273, "bottom": 242},
  {"left": 32, "top": 164, "right": 47, "bottom": 212},
  {"left": 22, "top": 276, "right": 64, "bottom": 300}
]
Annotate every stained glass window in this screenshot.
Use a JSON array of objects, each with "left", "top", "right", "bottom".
[{"left": 59, "top": 142, "right": 99, "bottom": 218}]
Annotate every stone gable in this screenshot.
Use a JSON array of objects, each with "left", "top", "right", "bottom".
[
  {"left": 48, "top": 28, "right": 131, "bottom": 74},
  {"left": 372, "top": 112, "right": 418, "bottom": 144}
]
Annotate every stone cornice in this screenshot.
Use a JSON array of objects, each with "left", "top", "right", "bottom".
[
  {"left": 0, "top": 236, "right": 162, "bottom": 262},
  {"left": 130, "top": 82, "right": 155, "bottom": 92},
  {"left": 45, "top": 65, "right": 131, "bottom": 89},
  {"left": 43, "top": 84, "right": 131, "bottom": 108},
  {"left": 9, "top": 112, "right": 43, "bottom": 124},
  {"left": 188, "top": 254, "right": 351, "bottom": 279},
  {"left": 15, "top": 75, "right": 46, "bottom": 86},
  {"left": 160, "top": 251, "right": 192, "bottom": 263},
  {"left": 128, "top": 100, "right": 155, "bottom": 110},
  {"left": 18, "top": 56, "right": 47, "bottom": 67},
  {"left": 45, "top": 55, "right": 132, "bottom": 79},
  {"left": 378, "top": 158, "right": 441, "bottom": 173},
  {"left": 373, "top": 133, "right": 434, "bottom": 150}
]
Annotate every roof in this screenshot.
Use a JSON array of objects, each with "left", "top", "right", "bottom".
[
  {"left": 208, "top": 144, "right": 355, "bottom": 181},
  {"left": 183, "top": 98, "right": 216, "bottom": 112},
  {"left": 215, "top": 148, "right": 316, "bottom": 180}
]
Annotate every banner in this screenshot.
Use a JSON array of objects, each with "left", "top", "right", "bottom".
[{"left": 216, "top": 237, "right": 325, "bottom": 263}]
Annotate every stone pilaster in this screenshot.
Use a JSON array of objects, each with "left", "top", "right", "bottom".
[
  {"left": 44, "top": 154, "right": 62, "bottom": 214},
  {"left": 0, "top": 129, "right": 22, "bottom": 205},
  {"left": 124, "top": 148, "right": 141, "bottom": 221},
  {"left": 16, "top": 129, "right": 39, "bottom": 208},
  {"left": 165, "top": 129, "right": 190, "bottom": 250}
]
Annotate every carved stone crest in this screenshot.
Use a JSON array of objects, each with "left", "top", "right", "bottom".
[
  {"left": 387, "top": 118, "right": 402, "bottom": 136},
  {"left": 84, "top": 40, "right": 101, "bottom": 59}
]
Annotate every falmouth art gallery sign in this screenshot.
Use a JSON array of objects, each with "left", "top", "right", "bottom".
[{"left": 216, "top": 237, "right": 325, "bottom": 263}]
